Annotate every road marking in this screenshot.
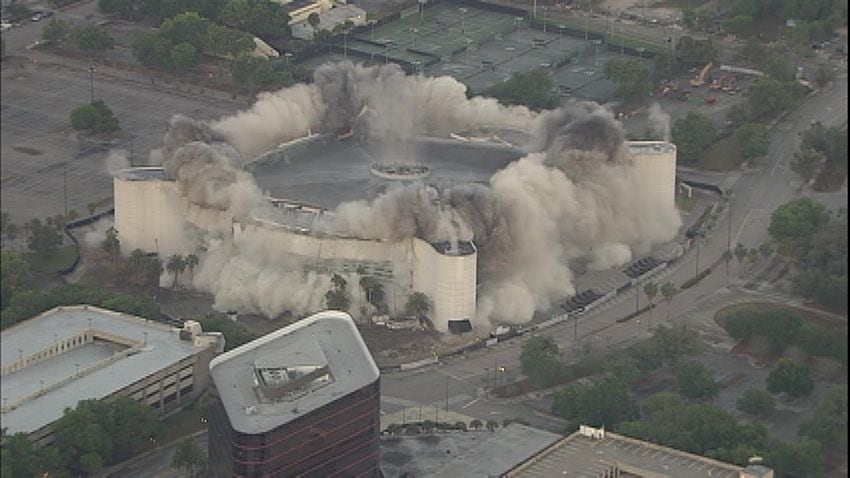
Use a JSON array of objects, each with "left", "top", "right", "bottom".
[
  {"left": 437, "top": 369, "right": 464, "bottom": 380},
  {"left": 733, "top": 208, "right": 759, "bottom": 245},
  {"left": 770, "top": 151, "right": 786, "bottom": 176},
  {"left": 462, "top": 397, "right": 481, "bottom": 409}
]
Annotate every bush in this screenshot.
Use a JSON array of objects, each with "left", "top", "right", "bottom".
[
  {"left": 69, "top": 100, "right": 120, "bottom": 134},
  {"left": 73, "top": 24, "right": 115, "bottom": 52},
  {"left": 767, "top": 359, "right": 814, "bottom": 398},
  {"left": 676, "top": 361, "right": 719, "bottom": 400},
  {"left": 737, "top": 388, "right": 776, "bottom": 417}
]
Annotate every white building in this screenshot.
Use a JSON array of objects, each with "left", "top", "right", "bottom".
[{"left": 0, "top": 306, "right": 223, "bottom": 445}]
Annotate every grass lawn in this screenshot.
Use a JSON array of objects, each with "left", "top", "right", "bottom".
[
  {"left": 23, "top": 244, "right": 79, "bottom": 273},
  {"left": 714, "top": 302, "right": 847, "bottom": 330},
  {"left": 675, "top": 191, "right": 697, "bottom": 213},
  {"left": 695, "top": 135, "right": 747, "bottom": 172}
]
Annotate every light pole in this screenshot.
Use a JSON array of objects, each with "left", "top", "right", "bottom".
[
  {"left": 385, "top": 40, "right": 392, "bottom": 64},
  {"left": 410, "top": 27, "right": 418, "bottom": 49},
  {"left": 558, "top": 24, "right": 565, "bottom": 49},
  {"left": 465, "top": 38, "right": 472, "bottom": 65},
  {"left": 88, "top": 66, "right": 95, "bottom": 103},
  {"left": 695, "top": 233, "right": 702, "bottom": 279},
  {"left": 419, "top": 0, "right": 426, "bottom": 24},
  {"left": 445, "top": 376, "right": 449, "bottom": 412},
  {"left": 542, "top": 7, "right": 548, "bottom": 33},
  {"left": 459, "top": 7, "right": 467, "bottom": 33},
  {"left": 284, "top": 51, "right": 293, "bottom": 64},
  {"left": 63, "top": 162, "right": 68, "bottom": 216},
  {"left": 369, "top": 19, "right": 376, "bottom": 41},
  {"left": 593, "top": 39, "right": 601, "bottom": 67},
  {"left": 515, "top": 17, "right": 523, "bottom": 45},
  {"left": 343, "top": 30, "right": 349, "bottom": 57},
  {"left": 505, "top": 46, "right": 515, "bottom": 60}
]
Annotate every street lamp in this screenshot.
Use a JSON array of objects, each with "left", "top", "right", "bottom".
[
  {"left": 558, "top": 24, "right": 565, "bottom": 49},
  {"left": 459, "top": 7, "right": 467, "bottom": 33},
  {"left": 410, "top": 27, "right": 418, "bottom": 49},
  {"left": 384, "top": 40, "right": 393, "bottom": 64},
  {"left": 284, "top": 52, "right": 293, "bottom": 64},
  {"left": 515, "top": 17, "right": 524, "bottom": 45},
  {"left": 343, "top": 30, "right": 349, "bottom": 57},
  {"left": 505, "top": 46, "right": 515, "bottom": 60},
  {"left": 542, "top": 7, "right": 548, "bottom": 33},
  {"left": 88, "top": 66, "right": 95, "bottom": 103},
  {"left": 369, "top": 19, "right": 376, "bottom": 41},
  {"left": 465, "top": 38, "right": 472, "bottom": 65},
  {"left": 593, "top": 38, "right": 601, "bottom": 67}
]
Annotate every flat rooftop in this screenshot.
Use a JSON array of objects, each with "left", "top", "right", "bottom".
[
  {"left": 0, "top": 306, "right": 204, "bottom": 435},
  {"left": 115, "top": 166, "right": 166, "bottom": 181},
  {"left": 507, "top": 429, "right": 744, "bottom": 478},
  {"left": 381, "top": 424, "right": 562, "bottom": 478},
  {"left": 627, "top": 141, "right": 676, "bottom": 155},
  {"left": 209, "top": 311, "right": 380, "bottom": 434}
]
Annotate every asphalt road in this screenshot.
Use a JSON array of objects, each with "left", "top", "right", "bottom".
[{"left": 379, "top": 70, "right": 848, "bottom": 432}]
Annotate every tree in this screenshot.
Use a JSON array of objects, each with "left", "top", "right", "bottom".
[
  {"left": 671, "top": 112, "right": 716, "bottom": 164},
  {"left": 643, "top": 281, "right": 658, "bottom": 328},
  {"left": 485, "top": 420, "right": 498, "bottom": 431},
  {"left": 185, "top": 253, "right": 199, "bottom": 277},
  {"left": 552, "top": 377, "right": 637, "bottom": 428},
  {"left": 800, "top": 384, "right": 847, "bottom": 455},
  {"left": 70, "top": 100, "right": 120, "bottom": 134},
  {"left": 737, "top": 388, "right": 776, "bottom": 418},
  {"left": 604, "top": 58, "right": 652, "bottom": 101},
  {"left": 520, "top": 336, "right": 562, "bottom": 388},
  {"left": 765, "top": 438, "right": 825, "bottom": 478},
  {"left": 359, "top": 275, "right": 385, "bottom": 310},
  {"left": 28, "top": 220, "right": 62, "bottom": 257},
  {"left": 42, "top": 18, "right": 70, "bottom": 44},
  {"left": 734, "top": 243, "right": 748, "bottom": 265},
  {"left": 166, "top": 254, "right": 186, "bottom": 288},
  {"left": 205, "top": 23, "right": 254, "bottom": 58},
  {"left": 87, "top": 202, "right": 98, "bottom": 216},
  {"left": 660, "top": 282, "right": 676, "bottom": 320},
  {"left": 170, "top": 42, "right": 200, "bottom": 71},
  {"left": 218, "top": 0, "right": 290, "bottom": 37},
  {"left": 813, "top": 63, "right": 835, "bottom": 88},
  {"left": 1, "top": 251, "right": 30, "bottom": 309},
  {"left": 485, "top": 68, "right": 559, "bottom": 111},
  {"left": 791, "top": 147, "right": 822, "bottom": 182},
  {"left": 769, "top": 198, "right": 829, "bottom": 246},
  {"left": 73, "top": 24, "right": 115, "bottom": 53},
  {"left": 767, "top": 359, "right": 814, "bottom": 398},
  {"left": 723, "top": 15, "right": 753, "bottom": 35},
  {"left": 159, "top": 12, "right": 210, "bottom": 51},
  {"left": 677, "top": 361, "right": 719, "bottom": 400},
  {"left": 172, "top": 438, "right": 206, "bottom": 477},
  {"left": 404, "top": 291, "right": 431, "bottom": 319},
  {"left": 747, "top": 78, "right": 808, "bottom": 121},
  {"left": 229, "top": 53, "right": 277, "bottom": 90},
  {"left": 130, "top": 248, "right": 147, "bottom": 274},
  {"left": 674, "top": 36, "right": 718, "bottom": 68},
  {"left": 726, "top": 102, "right": 751, "bottom": 128},
  {"left": 198, "top": 314, "right": 256, "bottom": 350},
  {"left": 454, "top": 421, "right": 467, "bottom": 431},
  {"left": 735, "top": 123, "right": 770, "bottom": 160},
  {"left": 469, "top": 419, "right": 483, "bottom": 430},
  {"left": 101, "top": 226, "right": 120, "bottom": 268},
  {"left": 98, "top": 0, "right": 138, "bottom": 20},
  {"left": 132, "top": 31, "right": 174, "bottom": 70},
  {"left": 307, "top": 12, "right": 320, "bottom": 31},
  {"left": 747, "top": 248, "right": 760, "bottom": 264}
]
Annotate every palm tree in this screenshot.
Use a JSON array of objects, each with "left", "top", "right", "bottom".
[
  {"left": 307, "top": 12, "right": 320, "bottom": 33},
  {"left": 722, "top": 250, "right": 732, "bottom": 278},
  {"left": 130, "top": 248, "right": 146, "bottom": 274},
  {"left": 469, "top": 419, "right": 483, "bottom": 430},
  {"left": 405, "top": 292, "right": 431, "bottom": 319},
  {"left": 486, "top": 420, "right": 498, "bottom": 431},
  {"left": 331, "top": 273, "right": 347, "bottom": 291},
  {"left": 185, "top": 253, "right": 199, "bottom": 278},
  {"left": 734, "top": 243, "right": 747, "bottom": 266},
  {"left": 166, "top": 254, "right": 186, "bottom": 289},
  {"left": 661, "top": 282, "right": 677, "bottom": 321},
  {"left": 643, "top": 281, "right": 658, "bottom": 329},
  {"left": 101, "top": 226, "right": 120, "bottom": 269}
]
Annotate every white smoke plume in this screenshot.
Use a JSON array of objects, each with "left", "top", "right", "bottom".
[
  {"left": 83, "top": 217, "right": 114, "bottom": 249},
  {"left": 648, "top": 103, "right": 671, "bottom": 142},
  {"left": 104, "top": 149, "right": 131, "bottom": 176},
  {"left": 146, "top": 61, "right": 681, "bottom": 325}
]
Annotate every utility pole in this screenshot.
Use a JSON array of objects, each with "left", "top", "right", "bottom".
[
  {"left": 88, "top": 66, "right": 95, "bottom": 103},
  {"left": 63, "top": 163, "right": 68, "bottom": 216}
]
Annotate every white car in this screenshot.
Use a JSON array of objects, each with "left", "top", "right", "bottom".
[{"left": 1, "top": 22, "right": 12, "bottom": 31}]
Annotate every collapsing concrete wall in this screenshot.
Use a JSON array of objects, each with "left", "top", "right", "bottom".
[{"left": 412, "top": 239, "right": 477, "bottom": 332}]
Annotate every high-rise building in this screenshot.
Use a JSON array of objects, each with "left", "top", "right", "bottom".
[{"left": 208, "top": 311, "right": 381, "bottom": 477}]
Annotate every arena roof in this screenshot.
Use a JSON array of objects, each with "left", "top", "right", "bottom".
[
  {"left": 209, "top": 311, "right": 379, "bottom": 434},
  {"left": 0, "top": 306, "right": 206, "bottom": 435},
  {"left": 248, "top": 136, "right": 524, "bottom": 209}
]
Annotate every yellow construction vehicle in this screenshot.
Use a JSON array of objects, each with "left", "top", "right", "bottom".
[{"left": 690, "top": 62, "right": 713, "bottom": 87}]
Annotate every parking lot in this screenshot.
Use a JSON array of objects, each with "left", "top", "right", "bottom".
[{"left": 0, "top": 60, "right": 240, "bottom": 223}]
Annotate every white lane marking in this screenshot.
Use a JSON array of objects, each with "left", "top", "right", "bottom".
[{"left": 462, "top": 397, "right": 481, "bottom": 409}]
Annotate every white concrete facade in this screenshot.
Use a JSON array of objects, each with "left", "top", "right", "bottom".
[{"left": 627, "top": 141, "right": 677, "bottom": 215}]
